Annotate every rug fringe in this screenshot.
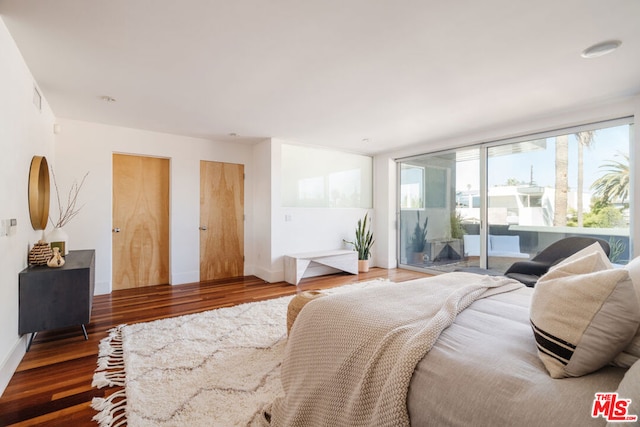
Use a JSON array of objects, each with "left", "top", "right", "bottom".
[
  {"left": 92, "top": 371, "right": 126, "bottom": 388},
  {"left": 93, "top": 325, "right": 126, "bottom": 389},
  {"left": 92, "top": 389, "right": 127, "bottom": 427}
]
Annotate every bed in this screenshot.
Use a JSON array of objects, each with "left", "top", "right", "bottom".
[
  {"left": 265, "top": 244, "right": 640, "bottom": 427},
  {"left": 407, "top": 286, "right": 626, "bottom": 426}
]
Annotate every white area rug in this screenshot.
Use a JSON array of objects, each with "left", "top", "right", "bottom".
[{"left": 91, "top": 279, "right": 390, "bottom": 426}]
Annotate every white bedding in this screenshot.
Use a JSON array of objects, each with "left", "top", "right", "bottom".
[
  {"left": 266, "top": 274, "right": 628, "bottom": 426},
  {"left": 408, "top": 286, "right": 627, "bottom": 426},
  {"left": 267, "top": 273, "right": 524, "bottom": 426},
  {"left": 267, "top": 273, "right": 523, "bottom": 427}
]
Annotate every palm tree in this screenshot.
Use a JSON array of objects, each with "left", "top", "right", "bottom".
[
  {"left": 553, "top": 135, "right": 569, "bottom": 226},
  {"left": 576, "top": 131, "right": 595, "bottom": 226},
  {"left": 591, "top": 153, "right": 630, "bottom": 205}
]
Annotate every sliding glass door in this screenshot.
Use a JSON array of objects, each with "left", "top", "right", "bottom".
[
  {"left": 486, "top": 121, "right": 632, "bottom": 271},
  {"left": 398, "top": 118, "right": 633, "bottom": 273},
  {"left": 398, "top": 148, "right": 481, "bottom": 272}
]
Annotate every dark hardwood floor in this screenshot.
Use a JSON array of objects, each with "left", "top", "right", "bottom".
[{"left": 0, "top": 268, "right": 430, "bottom": 426}]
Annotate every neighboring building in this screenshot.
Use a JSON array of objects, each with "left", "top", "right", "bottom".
[{"left": 457, "top": 186, "right": 593, "bottom": 227}]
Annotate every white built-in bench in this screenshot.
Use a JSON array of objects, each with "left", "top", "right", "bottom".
[{"left": 284, "top": 249, "right": 358, "bottom": 285}]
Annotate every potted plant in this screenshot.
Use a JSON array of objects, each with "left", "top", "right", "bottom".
[
  {"left": 450, "top": 211, "right": 466, "bottom": 240},
  {"left": 344, "top": 213, "right": 375, "bottom": 273},
  {"left": 408, "top": 211, "right": 428, "bottom": 264}
]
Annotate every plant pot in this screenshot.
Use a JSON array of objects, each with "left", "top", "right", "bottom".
[
  {"left": 358, "top": 259, "right": 370, "bottom": 273},
  {"left": 410, "top": 251, "right": 424, "bottom": 264}
]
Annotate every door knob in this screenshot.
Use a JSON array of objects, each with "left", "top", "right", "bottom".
[
  {"left": 112, "top": 227, "right": 121, "bottom": 233},
  {"left": 199, "top": 226, "right": 208, "bottom": 231}
]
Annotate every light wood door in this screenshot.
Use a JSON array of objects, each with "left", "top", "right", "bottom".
[
  {"left": 200, "top": 161, "right": 244, "bottom": 281},
  {"left": 112, "top": 154, "right": 170, "bottom": 290}
]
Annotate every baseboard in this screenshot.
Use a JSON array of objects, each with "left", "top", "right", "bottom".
[
  {"left": 373, "top": 256, "right": 396, "bottom": 269},
  {"left": 171, "top": 271, "right": 199, "bottom": 286},
  {"left": 93, "top": 280, "right": 112, "bottom": 296},
  {"left": 0, "top": 336, "right": 26, "bottom": 398},
  {"left": 253, "top": 266, "right": 284, "bottom": 283}
]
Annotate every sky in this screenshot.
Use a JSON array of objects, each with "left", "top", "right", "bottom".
[{"left": 456, "top": 124, "right": 630, "bottom": 192}]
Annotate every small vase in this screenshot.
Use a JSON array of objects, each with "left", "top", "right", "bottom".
[
  {"left": 358, "top": 259, "right": 370, "bottom": 273},
  {"left": 47, "top": 247, "right": 65, "bottom": 268},
  {"left": 47, "top": 227, "right": 69, "bottom": 255}
]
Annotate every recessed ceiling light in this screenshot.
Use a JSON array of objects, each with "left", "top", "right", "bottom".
[
  {"left": 100, "top": 95, "right": 116, "bottom": 102},
  {"left": 362, "top": 138, "right": 370, "bottom": 143},
  {"left": 228, "top": 132, "right": 238, "bottom": 137},
  {"left": 581, "top": 40, "right": 622, "bottom": 58}
]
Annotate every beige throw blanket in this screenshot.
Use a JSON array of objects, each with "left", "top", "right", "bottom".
[{"left": 266, "top": 272, "right": 523, "bottom": 427}]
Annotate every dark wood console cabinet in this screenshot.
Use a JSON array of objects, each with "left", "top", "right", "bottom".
[{"left": 19, "top": 249, "right": 95, "bottom": 350}]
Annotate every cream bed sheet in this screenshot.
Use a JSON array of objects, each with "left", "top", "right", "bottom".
[{"left": 407, "top": 286, "right": 626, "bottom": 426}]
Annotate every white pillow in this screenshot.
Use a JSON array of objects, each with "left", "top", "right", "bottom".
[
  {"left": 625, "top": 256, "right": 640, "bottom": 305},
  {"left": 612, "top": 256, "right": 640, "bottom": 368},
  {"left": 531, "top": 252, "right": 640, "bottom": 378},
  {"left": 547, "top": 241, "right": 612, "bottom": 274}
]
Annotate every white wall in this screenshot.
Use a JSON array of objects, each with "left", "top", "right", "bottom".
[
  {"left": 373, "top": 156, "right": 397, "bottom": 269},
  {"left": 262, "top": 139, "right": 372, "bottom": 282},
  {"left": 375, "top": 96, "right": 640, "bottom": 266},
  {"left": 53, "top": 119, "right": 257, "bottom": 295},
  {"left": 0, "top": 18, "right": 56, "bottom": 396},
  {"left": 53, "top": 125, "right": 374, "bottom": 288},
  {"left": 251, "top": 139, "right": 274, "bottom": 280}
]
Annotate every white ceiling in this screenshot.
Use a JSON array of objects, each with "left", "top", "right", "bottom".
[{"left": 1, "top": 0, "right": 639, "bottom": 155}]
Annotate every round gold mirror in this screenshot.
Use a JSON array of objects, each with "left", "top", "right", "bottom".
[{"left": 28, "top": 156, "right": 50, "bottom": 230}]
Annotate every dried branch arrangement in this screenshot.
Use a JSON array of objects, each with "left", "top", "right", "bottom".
[{"left": 50, "top": 169, "right": 89, "bottom": 228}]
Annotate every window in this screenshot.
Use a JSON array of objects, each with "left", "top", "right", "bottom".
[
  {"left": 398, "top": 118, "right": 633, "bottom": 273},
  {"left": 281, "top": 144, "right": 373, "bottom": 208},
  {"left": 486, "top": 120, "right": 632, "bottom": 269}
]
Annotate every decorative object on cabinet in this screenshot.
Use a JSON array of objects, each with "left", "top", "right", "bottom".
[
  {"left": 49, "top": 169, "right": 88, "bottom": 255},
  {"left": 47, "top": 247, "right": 65, "bottom": 268},
  {"left": 50, "top": 169, "right": 89, "bottom": 228},
  {"left": 19, "top": 250, "right": 95, "bottom": 351},
  {"left": 46, "top": 227, "right": 69, "bottom": 256},
  {"left": 28, "top": 240, "right": 53, "bottom": 265},
  {"left": 49, "top": 240, "right": 66, "bottom": 256},
  {"left": 28, "top": 155, "right": 50, "bottom": 230}
]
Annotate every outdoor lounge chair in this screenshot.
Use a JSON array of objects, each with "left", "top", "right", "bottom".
[{"left": 504, "top": 236, "right": 611, "bottom": 287}]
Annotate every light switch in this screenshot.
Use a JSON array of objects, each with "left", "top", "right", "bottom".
[{"left": 1, "top": 219, "right": 17, "bottom": 237}]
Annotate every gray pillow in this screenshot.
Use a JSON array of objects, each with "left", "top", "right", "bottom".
[
  {"left": 606, "top": 359, "right": 640, "bottom": 426},
  {"left": 530, "top": 252, "right": 640, "bottom": 378},
  {"left": 612, "top": 256, "right": 640, "bottom": 368}
]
